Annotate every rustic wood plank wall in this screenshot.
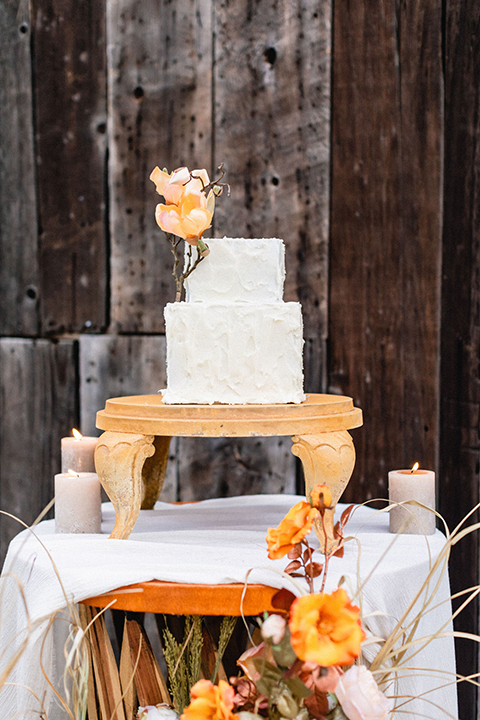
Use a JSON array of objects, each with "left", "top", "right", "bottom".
[
  {"left": 439, "top": 1, "right": 480, "bottom": 712},
  {"left": 32, "top": 0, "right": 108, "bottom": 334},
  {"left": 0, "top": 339, "right": 77, "bottom": 552},
  {"left": 0, "top": 0, "right": 38, "bottom": 337},
  {"left": 330, "top": 0, "right": 443, "bottom": 496},
  {"left": 0, "top": 0, "right": 479, "bottom": 716}
]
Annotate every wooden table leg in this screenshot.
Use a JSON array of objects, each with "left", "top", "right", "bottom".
[
  {"left": 142, "top": 436, "right": 172, "bottom": 509},
  {"left": 95, "top": 431, "right": 156, "bottom": 539},
  {"left": 291, "top": 430, "right": 356, "bottom": 554}
]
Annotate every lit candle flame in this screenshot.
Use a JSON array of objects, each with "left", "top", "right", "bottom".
[
  {"left": 411, "top": 462, "right": 419, "bottom": 473},
  {"left": 68, "top": 469, "right": 80, "bottom": 477},
  {"left": 72, "top": 428, "right": 83, "bottom": 441}
]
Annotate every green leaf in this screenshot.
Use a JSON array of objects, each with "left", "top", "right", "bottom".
[{"left": 285, "top": 676, "right": 312, "bottom": 699}]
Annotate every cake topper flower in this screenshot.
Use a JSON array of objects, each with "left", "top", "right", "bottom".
[{"left": 150, "top": 164, "right": 229, "bottom": 301}]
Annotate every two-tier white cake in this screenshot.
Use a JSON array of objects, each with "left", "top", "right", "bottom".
[{"left": 162, "top": 238, "right": 305, "bottom": 404}]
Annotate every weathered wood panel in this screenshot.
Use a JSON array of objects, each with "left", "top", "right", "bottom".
[
  {"left": 0, "top": 0, "right": 38, "bottom": 336},
  {"left": 177, "top": 436, "right": 296, "bottom": 502},
  {"left": 79, "top": 335, "right": 177, "bottom": 501},
  {"left": 439, "top": 1, "right": 480, "bottom": 713},
  {"left": 213, "top": 0, "right": 331, "bottom": 393},
  {"left": 108, "top": 0, "right": 213, "bottom": 333},
  {"left": 32, "top": 0, "right": 107, "bottom": 334},
  {"left": 0, "top": 339, "right": 77, "bottom": 563},
  {"left": 329, "top": 1, "right": 442, "bottom": 502}
]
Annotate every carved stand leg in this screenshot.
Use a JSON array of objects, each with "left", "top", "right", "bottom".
[
  {"left": 291, "top": 431, "right": 356, "bottom": 554},
  {"left": 142, "top": 436, "right": 172, "bottom": 509},
  {"left": 95, "top": 431, "right": 165, "bottom": 539}
]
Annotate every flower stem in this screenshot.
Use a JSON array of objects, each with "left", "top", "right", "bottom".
[
  {"left": 320, "top": 511, "right": 330, "bottom": 593},
  {"left": 167, "top": 234, "right": 207, "bottom": 301}
]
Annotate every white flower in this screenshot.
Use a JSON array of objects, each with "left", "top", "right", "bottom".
[
  {"left": 336, "top": 665, "right": 391, "bottom": 720},
  {"left": 137, "top": 704, "right": 180, "bottom": 720},
  {"left": 261, "top": 614, "right": 287, "bottom": 644}
]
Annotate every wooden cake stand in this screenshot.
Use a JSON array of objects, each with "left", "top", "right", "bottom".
[{"left": 95, "top": 393, "right": 363, "bottom": 552}]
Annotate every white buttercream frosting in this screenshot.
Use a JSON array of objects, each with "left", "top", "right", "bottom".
[
  {"left": 184, "top": 238, "right": 285, "bottom": 303},
  {"left": 163, "top": 302, "right": 305, "bottom": 404},
  {"left": 163, "top": 237, "right": 305, "bottom": 404}
]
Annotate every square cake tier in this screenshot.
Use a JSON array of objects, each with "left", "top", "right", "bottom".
[{"left": 162, "top": 302, "right": 305, "bottom": 405}]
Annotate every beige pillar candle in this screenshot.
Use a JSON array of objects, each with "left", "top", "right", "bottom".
[
  {"left": 389, "top": 465, "right": 436, "bottom": 535},
  {"left": 55, "top": 471, "right": 102, "bottom": 534},
  {"left": 61, "top": 429, "right": 98, "bottom": 473}
]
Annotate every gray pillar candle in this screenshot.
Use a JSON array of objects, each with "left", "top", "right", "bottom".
[
  {"left": 389, "top": 466, "right": 436, "bottom": 535},
  {"left": 61, "top": 429, "right": 98, "bottom": 473},
  {"left": 55, "top": 471, "right": 102, "bottom": 533}
]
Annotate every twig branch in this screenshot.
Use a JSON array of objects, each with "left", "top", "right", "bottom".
[
  {"left": 167, "top": 233, "right": 206, "bottom": 301},
  {"left": 191, "top": 162, "right": 231, "bottom": 198}
]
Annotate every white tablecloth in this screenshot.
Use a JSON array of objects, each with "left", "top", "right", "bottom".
[{"left": 0, "top": 495, "right": 457, "bottom": 719}]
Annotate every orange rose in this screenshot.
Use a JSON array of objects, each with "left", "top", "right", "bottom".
[
  {"left": 266, "top": 501, "right": 320, "bottom": 559},
  {"left": 289, "top": 589, "right": 365, "bottom": 666},
  {"left": 309, "top": 483, "right": 332, "bottom": 510},
  {"left": 181, "top": 679, "right": 236, "bottom": 720}
]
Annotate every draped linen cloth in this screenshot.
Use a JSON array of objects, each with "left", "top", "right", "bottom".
[{"left": 0, "top": 495, "right": 457, "bottom": 720}]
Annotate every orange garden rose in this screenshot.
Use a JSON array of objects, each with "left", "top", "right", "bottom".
[
  {"left": 266, "top": 501, "right": 320, "bottom": 559},
  {"left": 289, "top": 589, "right": 365, "bottom": 666},
  {"left": 181, "top": 679, "right": 236, "bottom": 720},
  {"left": 150, "top": 166, "right": 215, "bottom": 243}
]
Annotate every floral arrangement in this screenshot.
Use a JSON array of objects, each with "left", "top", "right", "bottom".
[
  {"left": 4, "top": 489, "right": 479, "bottom": 720},
  {"left": 150, "top": 164, "right": 229, "bottom": 301},
  {"left": 137, "top": 486, "right": 392, "bottom": 720}
]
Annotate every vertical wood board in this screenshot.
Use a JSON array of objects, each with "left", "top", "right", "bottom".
[
  {"left": 213, "top": 0, "right": 331, "bottom": 392},
  {"left": 32, "top": 0, "right": 107, "bottom": 334},
  {"left": 440, "top": 1, "right": 480, "bottom": 714},
  {"left": 177, "top": 436, "right": 295, "bottom": 502},
  {"left": 0, "top": 339, "right": 78, "bottom": 562},
  {"left": 0, "top": 0, "right": 38, "bottom": 336},
  {"left": 397, "top": 2, "right": 443, "bottom": 470},
  {"left": 108, "top": 0, "right": 213, "bottom": 333},
  {"left": 329, "top": 0, "right": 404, "bottom": 499},
  {"left": 329, "top": 0, "right": 442, "bottom": 501},
  {"left": 79, "top": 334, "right": 177, "bottom": 501}
]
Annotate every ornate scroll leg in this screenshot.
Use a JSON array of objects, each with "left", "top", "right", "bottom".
[
  {"left": 291, "top": 431, "right": 356, "bottom": 554},
  {"left": 95, "top": 431, "right": 155, "bottom": 539},
  {"left": 141, "top": 436, "right": 171, "bottom": 509}
]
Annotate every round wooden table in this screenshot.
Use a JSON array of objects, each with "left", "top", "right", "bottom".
[{"left": 95, "top": 393, "right": 362, "bottom": 552}]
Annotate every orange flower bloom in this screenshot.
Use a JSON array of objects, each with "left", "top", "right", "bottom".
[
  {"left": 151, "top": 166, "right": 215, "bottom": 243},
  {"left": 289, "top": 589, "right": 365, "bottom": 666},
  {"left": 181, "top": 679, "right": 236, "bottom": 720},
  {"left": 266, "top": 501, "right": 319, "bottom": 559},
  {"left": 155, "top": 192, "right": 213, "bottom": 242},
  {"left": 309, "top": 483, "right": 332, "bottom": 510}
]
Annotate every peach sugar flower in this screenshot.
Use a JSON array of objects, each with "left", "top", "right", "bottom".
[
  {"left": 150, "top": 166, "right": 215, "bottom": 243},
  {"left": 181, "top": 679, "right": 236, "bottom": 720},
  {"left": 289, "top": 588, "right": 365, "bottom": 666},
  {"left": 266, "top": 501, "right": 320, "bottom": 559},
  {"left": 336, "top": 665, "right": 391, "bottom": 720}
]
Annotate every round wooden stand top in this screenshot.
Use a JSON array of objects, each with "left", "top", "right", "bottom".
[{"left": 96, "top": 393, "right": 363, "bottom": 437}]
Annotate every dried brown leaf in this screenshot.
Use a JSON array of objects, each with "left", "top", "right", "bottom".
[
  {"left": 303, "top": 547, "right": 313, "bottom": 563},
  {"left": 331, "top": 544, "right": 344, "bottom": 559},
  {"left": 305, "top": 562, "right": 324, "bottom": 578},
  {"left": 287, "top": 544, "right": 302, "bottom": 560},
  {"left": 340, "top": 504, "right": 355, "bottom": 527},
  {"left": 285, "top": 560, "right": 302, "bottom": 574}
]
